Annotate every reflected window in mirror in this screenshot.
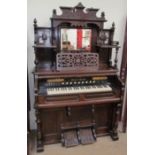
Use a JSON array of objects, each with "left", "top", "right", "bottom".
[{"left": 61, "top": 28, "right": 92, "bottom": 51}]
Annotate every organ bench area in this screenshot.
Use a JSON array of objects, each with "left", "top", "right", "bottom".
[{"left": 33, "top": 3, "right": 124, "bottom": 152}]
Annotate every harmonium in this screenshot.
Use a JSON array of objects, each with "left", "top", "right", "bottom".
[{"left": 33, "top": 2, "right": 124, "bottom": 152}]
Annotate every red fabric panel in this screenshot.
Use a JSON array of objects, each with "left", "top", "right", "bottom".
[{"left": 77, "top": 29, "right": 82, "bottom": 49}]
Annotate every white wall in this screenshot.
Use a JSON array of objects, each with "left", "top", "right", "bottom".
[{"left": 28, "top": 0, "right": 127, "bottom": 129}]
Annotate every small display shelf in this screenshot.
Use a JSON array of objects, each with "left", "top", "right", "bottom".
[
  {"left": 96, "top": 44, "right": 120, "bottom": 49},
  {"left": 33, "top": 44, "right": 57, "bottom": 49}
]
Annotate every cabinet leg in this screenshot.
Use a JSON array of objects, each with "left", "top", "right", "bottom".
[
  {"left": 110, "top": 103, "right": 121, "bottom": 141},
  {"left": 110, "top": 130, "right": 119, "bottom": 141},
  {"left": 37, "top": 140, "right": 44, "bottom": 152},
  {"left": 36, "top": 108, "right": 44, "bottom": 152}
]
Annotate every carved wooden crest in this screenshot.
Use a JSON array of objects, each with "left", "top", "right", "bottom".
[{"left": 51, "top": 2, "right": 107, "bottom": 28}]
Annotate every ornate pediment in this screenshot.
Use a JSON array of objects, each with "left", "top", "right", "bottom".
[{"left": 52, "top": 2, "right": 107, "bottom": 23}]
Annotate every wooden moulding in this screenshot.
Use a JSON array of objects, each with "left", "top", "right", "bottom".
[
  {"left": 33, "top": 68, "right": 118, "bottom": 79},
  {"left": 37, "top": 96, "right": 121, "bottom": 109}
]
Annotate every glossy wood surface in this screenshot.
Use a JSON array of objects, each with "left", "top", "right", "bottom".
[{"left": 33, "top": 3, "right": 124, "bottom": 152}]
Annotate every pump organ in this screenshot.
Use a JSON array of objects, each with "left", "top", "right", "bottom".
[{"left": 33, "top": 2, "right": 124, "bottom": 152}]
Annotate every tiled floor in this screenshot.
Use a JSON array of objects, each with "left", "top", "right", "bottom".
[{"left": 29, "top": 132, "right": 127, "bottom": 155}]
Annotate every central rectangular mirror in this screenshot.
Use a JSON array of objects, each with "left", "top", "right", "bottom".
[{"left": 60, "top": 28, "right": 92, "bottom": 51}]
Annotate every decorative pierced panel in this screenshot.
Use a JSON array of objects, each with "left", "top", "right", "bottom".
[{"left": 56, "top": 53, "right": 99, "bottom": 71}]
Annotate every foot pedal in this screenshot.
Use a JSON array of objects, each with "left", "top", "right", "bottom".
[
  {"left": 79, "top": 128, "right": 96, "bottom": 145},
  {"left": 62, "top": 130, "right": 79, "bottom": 147}
]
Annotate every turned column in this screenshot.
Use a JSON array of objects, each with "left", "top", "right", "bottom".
[
  {"left": 110, "top": 103, "right": 121, "bottom": 140},
  {"left": 114, "top": 43, "right": 119, "bottom": 69},
  {"left": 35, "top": 107, "right": 44, "bottom": 152}
]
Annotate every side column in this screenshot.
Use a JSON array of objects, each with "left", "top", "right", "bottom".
[
  {"left": 110, "top": 103, "right": 121, "bottom": 140},
  {"left": 35, "top": 106, "right": 44, "bottom": 152}
]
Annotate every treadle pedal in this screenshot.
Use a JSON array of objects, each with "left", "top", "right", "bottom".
[
  {"left": 79, "top": 128, "right": 96, "bottom": 145},
  {"left": 63, "top": 130, "right": 79, "bottom": 147}
]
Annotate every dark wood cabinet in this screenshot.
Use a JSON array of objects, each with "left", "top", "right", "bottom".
[{"left": 33, "top": 3, "right": 124, "bottom": 152}]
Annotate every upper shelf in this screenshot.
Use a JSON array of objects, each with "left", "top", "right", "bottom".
[
  {"left": 33, "top": 44, "right": 57, "bottom": 49},
  {"left": 96, "top": 44, "right": 120, "bottom": 49}
]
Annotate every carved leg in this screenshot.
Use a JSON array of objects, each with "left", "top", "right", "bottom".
[
  {"left": 35, "top": 109, "right": 44, "bottom": 152},
  {"left": 110, "top": 103, "right": 121, "bottom": 141}
]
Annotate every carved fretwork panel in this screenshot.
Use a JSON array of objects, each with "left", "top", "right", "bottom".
[{"left": 56, "top": 53, "right": 99, "bottom": 71}]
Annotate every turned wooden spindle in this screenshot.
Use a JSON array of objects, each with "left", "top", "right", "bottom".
[
  {"left": 66, "top": 106, "right": 71, "bottom": 116},
  {"left": 114, "top": 42, "right": 119, "bottom": 69},
  {"left": 33, "top": 18, "right": 37, "bottom": 28},
  {"left": 110, "top": 103, "right": 121, "bottom": 140},
  {"left": 112, "top": 22, "right": 115, "bottom": 30},
  {"left": 34, "top": 47, "right": 39, "bottom": 66}
]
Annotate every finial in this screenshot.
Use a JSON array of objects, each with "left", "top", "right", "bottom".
[
  {"left": 53, "top": 9, "right": 57, "bottom": 15},
  {"left": 34, "top": 18, "right": 37, "bottom": 24},
  {"left": 33, "top": 18, "right": 37, "bottom": 28},
  {"left": 75, "top": 2, "right": 85, "bottom": 9},
  {"left": 101, "top": 12, "right": 105, "bottom": 18},
  {"left": 112, "top": 22, "right": 115, "bottom": 29}
]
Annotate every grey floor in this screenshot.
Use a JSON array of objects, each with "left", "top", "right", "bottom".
[{"left": 29, "top": 132, "right": 127, "bottom": 155}]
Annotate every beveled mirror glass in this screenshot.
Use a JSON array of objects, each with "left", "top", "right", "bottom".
[{"left": 61, "top": 28, "right": 92, "bottom": 51}]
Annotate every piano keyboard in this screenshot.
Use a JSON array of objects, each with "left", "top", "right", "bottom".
[
  {"left": 46, "top": 84, "right": 112, "bottom": 96},
  {"left": 39, "top": 77, "right": 113, "bottom": 96}
]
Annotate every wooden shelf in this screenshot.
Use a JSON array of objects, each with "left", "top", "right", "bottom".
[
  {"left": 35, "top": 27, "right": 51, "bottom": 30},
  {"left": 34, "top": 69, "right": 118, "bottom": 79},
  {"left": 33, "top": 44, "right": 57, "bottom": 49},
  {"left": 96, "top": 44, "right": 120, "bottom": 48},
  {"left": 33, "top": 62, "right": 118, "bottom": 78}
]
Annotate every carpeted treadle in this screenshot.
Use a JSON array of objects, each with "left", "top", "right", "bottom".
[
  {"left": 63, "top": 130, "right": 79, "bottom": 147},
  {"left": 79, "top": 128, "right": 95, "bottom": 144}
]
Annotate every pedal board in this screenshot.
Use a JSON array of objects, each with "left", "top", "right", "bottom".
[
  {"left": 61, "top": 126, "right": 96, "bottom": 147},
  {"left": 79, "top": 128, "right": 96, "bottom": 144},
  {"left": 63, "top": 130, "right": 79, "bottom": 147}
]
